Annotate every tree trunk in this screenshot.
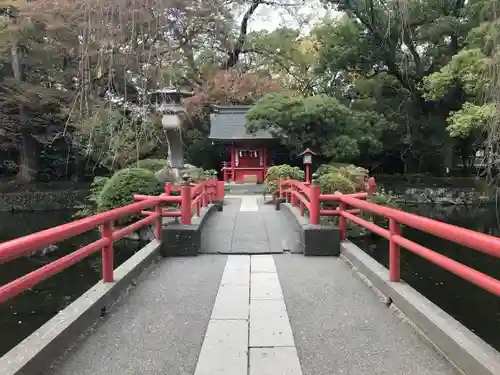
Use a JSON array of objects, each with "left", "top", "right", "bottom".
[
  {"left": 11, "top": 20, "right": 38, "bottom": 183},
  {"left": 17, "top": 128, "right": 39, "bottom": 182}
]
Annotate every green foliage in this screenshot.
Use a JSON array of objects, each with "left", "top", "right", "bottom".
[
  {"left": 422, "top": 49, "right": 489, "bottom": 101},
  {"left": 446, "top": 102, "right": 495, "bottom": 138},
  {"left": 182, "top": 166, "right": 213, "bottom": 183},
  {"left": 264, "top": 164, "right": 304, "bottom": 196},
  {"left": 317, "top": 172, "right": 356, "bottom": 194},
  {"left": 1, "top": 0, "right": 499, "bottom": 182},
  {"left": 247, "top": 93, "right": 386, "bottom": 162},
  {"left": 315, "top": 164, "right": 369, "bottom": 192},
  {"left": 132, "top": 159, "right": 169, "bottom": 172},
  {"left": 98, "top": 168, "right": 162, "bottom": 225},
  {"left": 73, "top": 176, "right": 110, "bottom": 218},
  {"left": 203, "top": 169, "right": 218, "bottom": 178},
  {"left": 0, "top": 159, "right": 18, "bottom": 174}
]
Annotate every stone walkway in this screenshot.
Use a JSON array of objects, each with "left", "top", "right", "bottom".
[
  {"left": 44, "top": 197, "right": 460, "bottom": 375},
  {"left": 194, "top": 255, "right": 302, "bottom": 375},
  {"left": 201, "top": 196, "right": 301, "bottom": 254}
]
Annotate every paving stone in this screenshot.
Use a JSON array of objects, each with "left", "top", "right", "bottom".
[
  {"left": 215, "top": 216, "right": 238, "bottom": 231},
  {"left": 231, "top": 240, "right": 270, "bottom": 254},
  {"left": 250, "top": 299, "right": 294, "bottom": 347},
  {"left": 211, "top": 284, "right": 249, "bottom": 320},
  {"left": 249, "top": 347, "right": 303, "bottom": 375},
  {"left": 221, "top": 255, "right": 250, "bottom": 285},
  {"left": 251, "top": 272, "right": 283, "bottom": 300},
  {"left": 232, "top": 231, "right": 268, "bottom": 243},
  {"left": 194, "top": 320, "right": 248, "bottom": 375},
  {"left": 240, "top": 196, "right": 259, "bottom": 211},
  {"left": 202, "top": 230, "right": 233, "bottom": 253},
  {"left": 251, "top": 255, "right": 276, "bottom": 273}
]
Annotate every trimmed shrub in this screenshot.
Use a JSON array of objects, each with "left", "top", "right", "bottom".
[
  {"left": 264, "top": 164, "right": 305, "bottom": 196},
  {"left": 316, "top": 172, "right": 356, "bottom": 195},
  {"left": 315, "top": 164, "right": 368, "bottom": 192},
  {"left": 98, "top": 168, "right": 163, "bottom": 225},
  {"left": 73, "top": 176, "right": 110, "bottom": 218}
]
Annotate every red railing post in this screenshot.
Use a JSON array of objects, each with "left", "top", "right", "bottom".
[
  {"left": 210, "top": 179, "right": 216, "bottom": 203},
  {"left": 217, "top": 180, "right": 225, "bottom": 201},
  {"left": 389, "top": 218, "right": 401, "bottom": 282},
  {"left": 181, "top": 183, "right": 192, "bottom": 225},
  {"left": 368, "top": 177, "right": 376, "bottom": 196},
  {"left": 154, "top": 203, "right": 162, "bottom": 241},
  {"left": 309, "top": 184, "right": 320, "bottom": 225},
  {"left": 339, "top": 201, "right": 347, "bottom": 240},
  {"left": 202, "top": 182, "right": 208, "bottom": 207},
  {"left": 164, "top": 183, "right": 171, "bottom": 195},
  {"left": 291, "top": 185, "right": 298, "bottom": 206},
  {"left": 100, "top": 221, "right": 114, "bottom": 282}
]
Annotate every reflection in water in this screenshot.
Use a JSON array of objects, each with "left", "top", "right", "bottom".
[
  {"left": 354, "top": 204, "right": 500, "bottom": 351},
  {"left": 0, "top": 210, "right": 148, "bottom": 356}
]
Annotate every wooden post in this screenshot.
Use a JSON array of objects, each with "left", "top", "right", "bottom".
[
  {"left": 230, "top": 143, "right": 235, "bottom": 182},
  {"left": 309, "top": 184, "right": 320, "bottom": 225},
  {"left": 368, "top": 177, "right": 376, "bottom": 196},
  {"left": 263, "top": 144, "right": 268, "bottom": 181},
  {"left": 100, "top": 221, "right": 114, "bottom": 282},
  {"left": 339, "top": 201, "right": 347, "bottom": 240},
  {"left": 154, "top": 203, "right": 162, "bottom": 241},
  {"left": 217, "top": 181, "right": 225, "bottom": 201},
  {"left": 181, "top": 183, "right": 192, "bottom": 225},
  {"left": 389, "top": 218, "right": 401, "bottom": 282}
]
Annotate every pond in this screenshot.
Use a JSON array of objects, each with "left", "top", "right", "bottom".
[
  {"left": 354, "top": 203, "right": 500, "bottom": 351},
  {"left": 0, "top": 210, "right": 148, "bottom": 357}
]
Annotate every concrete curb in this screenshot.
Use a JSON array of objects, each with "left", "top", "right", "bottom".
[
  {"left": 278, "top": 202, "right": 340, "bottom": 256},
  {"left": 161, "top": 203, "right": 219, "bottom": 256},
  {"left": 0, "top": 240, "right": 162, "bottom": 375},
  {"left": 341, "top": 241, "right": 500, "bottom": 375}
]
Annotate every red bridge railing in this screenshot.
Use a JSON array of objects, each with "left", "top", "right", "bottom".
[
  {"left": 279, "top": 178, "right": 500, "bottom": 297},
  {"left": 0, "top": 178, "right": 224, "bottom": 304}
]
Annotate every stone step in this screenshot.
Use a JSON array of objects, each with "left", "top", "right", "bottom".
[{"left": 224, "top": 183, "right": 266, "bottom": 196}]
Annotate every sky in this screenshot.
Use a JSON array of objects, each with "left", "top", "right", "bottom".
[{"left": 244, "top": 0, "right": 333, "bottom": 34}]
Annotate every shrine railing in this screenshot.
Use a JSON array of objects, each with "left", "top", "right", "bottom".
[
  {"left": 278, "top": 178, "right": 500, "bottom": 297},
  {"left": 0, "top": 179, "right": 224, "bottom": 304}
]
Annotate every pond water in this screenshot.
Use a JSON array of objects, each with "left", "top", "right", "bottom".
[
  {"left": 0, "top": 203, "right": 499, "bottom": 357},
  {"left": 0, "top": 210, "right": 148, "bottom": 357},
  {"left": 354, "top": 203, "right": 500, "bottom": 351}
]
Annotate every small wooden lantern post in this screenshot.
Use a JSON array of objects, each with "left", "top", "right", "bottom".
[{"left": 299, "top": 148, "right": 316, "bottom": 184}]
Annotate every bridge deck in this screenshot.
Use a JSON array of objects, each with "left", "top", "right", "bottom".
[{"left": 44, "top": 197, "right": 458, "bottom": 375}]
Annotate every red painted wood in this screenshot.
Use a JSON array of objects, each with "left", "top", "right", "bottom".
[
  {"left": 0, "top": 179, "right": 217, "bottom": 304},
  {"left": 280, "top": 177, "right": 500, "bottom": 296}
]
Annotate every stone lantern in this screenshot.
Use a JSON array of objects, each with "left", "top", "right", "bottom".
[{"left": 147, "top": 87, "right": 193, "bottom": 169}]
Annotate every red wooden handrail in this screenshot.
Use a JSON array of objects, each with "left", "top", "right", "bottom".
[
  {"left": 0, "top": 179, "right": 224, "bottom": 305},
  {"left": 278, "top": 177, "right": 500, "bottom": 297},
  {"left": 0, "top": 198, "right": 163, "bottom": 303}
]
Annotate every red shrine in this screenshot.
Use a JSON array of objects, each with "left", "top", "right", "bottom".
[{"left": 209, "top": 105, "right": 275, "bottom": 183}]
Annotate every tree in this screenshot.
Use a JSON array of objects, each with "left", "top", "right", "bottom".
[
  {"left": 241, "top": 28, "right": 320, "bottom": 94},
  {"left": 181, "top": 69, "right": 285, "bottom": 170},
  {"left": 246, "top": 92, "right": 387, "bottom": 163},
  {"left": 313, "top": 0, "right": 477, "bottom": 172}
]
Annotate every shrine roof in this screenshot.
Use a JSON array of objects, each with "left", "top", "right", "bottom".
[{"left": 208, "top": 105, "right": 274, "bottom": 140}]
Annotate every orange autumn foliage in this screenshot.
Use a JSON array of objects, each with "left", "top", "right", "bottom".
[{"left": 185, "top": 69, "right": 285, "bottom": 115}]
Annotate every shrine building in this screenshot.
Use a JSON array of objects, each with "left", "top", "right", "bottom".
[{"left": 209, "top": 105, "right": 276, "bottom": 184}]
